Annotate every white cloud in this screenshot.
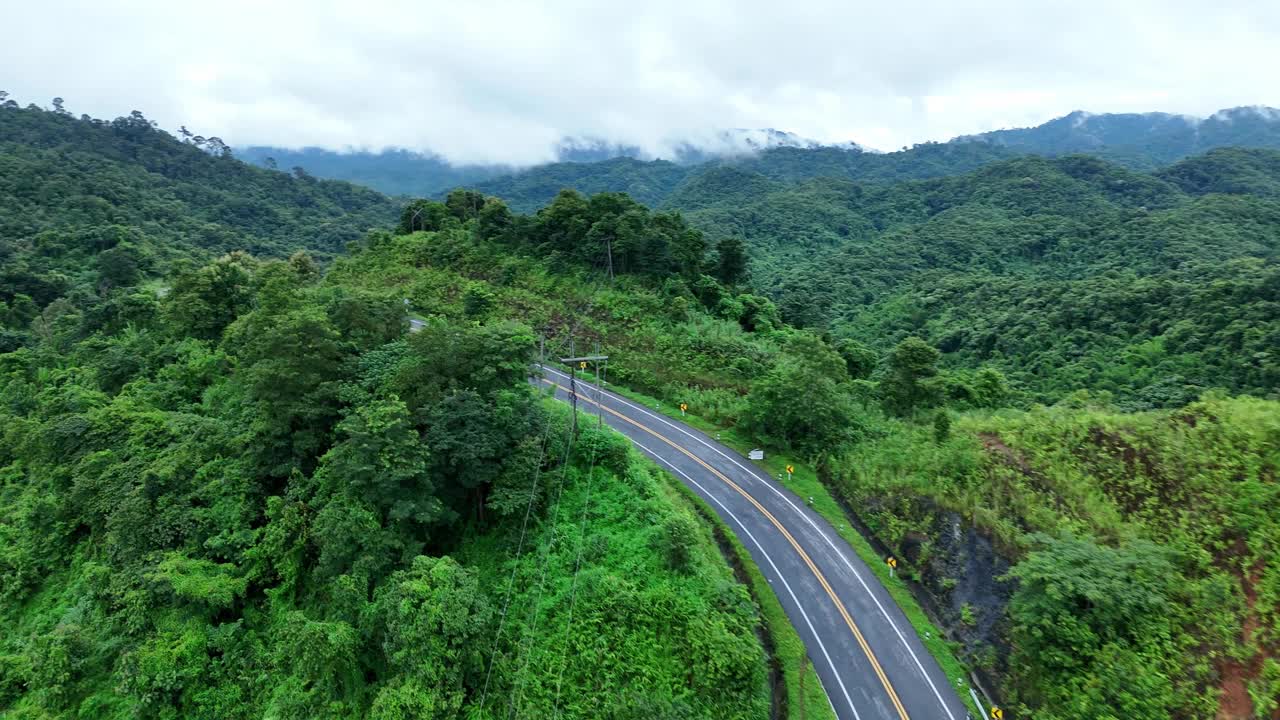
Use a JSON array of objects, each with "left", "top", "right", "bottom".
[{"left": 2, "top": 0, "right": 1278, "bottom": 164}]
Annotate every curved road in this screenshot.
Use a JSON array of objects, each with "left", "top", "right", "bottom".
[{"left": 538, "top": 364, "right": 971, "bottom": 720}]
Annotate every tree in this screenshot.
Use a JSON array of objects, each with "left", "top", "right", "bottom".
[
  {"left": 880, "top": 336, "right": 941, "bottom": 416},
  {"left": 97, "top": 245, "right": 142, "bottom": 291},
  {"left": 713, "top": 236, "right": 749, "bottom": 285},
  {"left": 369, "top": 556, "right": 492, "bottom": 719},
  {"left": 836, "top": 338, "right": 877, "bottom": 379},
  {"left": 668, "top": 223, "right": 709, "bottom": 281},
  {"left": 477, "top": 197, "right": 513, "bottom": 242},
  {"left": 444, "top": 189, "right": 486, "bottom": 222},
  {"left": 741, "top": 335, "right": 864, "bottom": 456},
  {"left": 972, "top": 367, "right": 1011, "bottom": 408},
  {"left": 311, "top": 398, "right": 442, "bottom": 580},
  {"left": 51, "top": 97, "right": 68, "bottom": 115},
  {"left": 163, "top": 254, "right": 256, "bottom": 340},
  {"left": 391, "top": 320, "right": 535, "bottom": 412},
  {"left": 398, "top": 199, "right": 449, "bottom": 234},
  {"left": 1005, "top": 535, "right": 1181, "bottom": 719},
  {"left": 462, "top": 284, "right": 494, "bottom": 318}
]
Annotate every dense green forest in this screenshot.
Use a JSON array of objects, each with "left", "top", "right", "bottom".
[
  {"left": 687, "top": 151, "right": 1280, "bottom": 407},
  {"left": 0, "top": 103, "right": 776, "bottom": 719},
  {"left": 469, "top": 143, "right": 1280, "bottom": 408},
  {"left": 3, "top": 98, "right": 1279, "bottom": 719}
]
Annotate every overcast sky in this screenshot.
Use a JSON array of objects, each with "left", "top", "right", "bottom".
[{"left": 4, "top": 0, "right": 1278, "bottom": 165}]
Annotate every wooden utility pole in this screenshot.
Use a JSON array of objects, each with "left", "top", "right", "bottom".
[{"left": 559, "top": 349, "right": 608, "bottom": 434}]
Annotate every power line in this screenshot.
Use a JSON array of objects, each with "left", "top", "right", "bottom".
[
  {"left": 504, "top": 399, "right": 582, "bottom": 719},
  {"left": 549, "top": 363, "right": 607, "bottom": 718},
  {"left": 478, "top": 345, "right": 558, "bottom": 712}
]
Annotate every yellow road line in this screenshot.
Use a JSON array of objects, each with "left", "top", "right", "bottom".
[{"left": 544, "top": 379, "right": 910, "bottom": 720}]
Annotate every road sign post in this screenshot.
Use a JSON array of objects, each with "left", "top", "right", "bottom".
[
  {"left": 679, "top": 402, "right": 687, "bottom": 416},
  {"left": 785, "top": 464, "right": 794, "bottom": 480},
  {"left": 886, "top": 556, "right": 898, "bottom": 579}
]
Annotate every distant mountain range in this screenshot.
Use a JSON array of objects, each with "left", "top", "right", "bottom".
[
  {"left": 236, "top": 127, "right": 873, "bottom": 197},
  {"left": 958, "top": 105, "right": 1280, "bottom": 168},
  {"left": 236, "top": 106, "right": 1280, "bottom": 199}
]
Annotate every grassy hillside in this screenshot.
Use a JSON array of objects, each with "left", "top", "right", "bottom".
[{"left": 831, "top": 395, "right": 1280, "bottom": 718}]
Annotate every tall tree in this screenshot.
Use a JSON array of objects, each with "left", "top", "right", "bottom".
[
  {"left": 713, "top": 236, "right": 749, "bottom": 285},
  {"left": 880, "top": 336, "right": 941, "bottom": 416}
]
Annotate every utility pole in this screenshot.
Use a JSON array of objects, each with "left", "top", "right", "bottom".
[
  {"left": 560, "top": 345, "right": 608, "bottom": 436},
  {"left": 594, "top": 342, "right": 604, "bottom": 429}
]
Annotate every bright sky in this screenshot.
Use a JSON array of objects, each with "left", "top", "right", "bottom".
[{"left": 4, "top": 0, "right": 1278, "bottom": 164}]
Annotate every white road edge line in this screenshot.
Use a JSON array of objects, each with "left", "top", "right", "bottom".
[
  {"left": 629, "top": 438, "right": 862, "bottom": 720},
  {"left": 542, "top": 364, "right": 959, "bottom": 720}
]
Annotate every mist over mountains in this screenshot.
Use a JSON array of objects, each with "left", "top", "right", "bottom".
[
  {"left": 236, "top": 127, "right": 873, "bottom": 197},
  {"left": 237, "top": 106, "right": 1280, "bottom": 198}
]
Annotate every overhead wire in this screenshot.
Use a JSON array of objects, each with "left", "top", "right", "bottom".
[
  {"left": 485, "top": 234, "right": 617, "bottom": 717},
  {"left": 477, "top": 393, "right": 557, "bottom": 711},
  {"left": 548, "top": 360, "right": 608, "bottom": 718}
]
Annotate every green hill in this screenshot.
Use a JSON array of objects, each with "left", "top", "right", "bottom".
[{"left": 0, "top": 106, "right": 780, "bottom": 720}]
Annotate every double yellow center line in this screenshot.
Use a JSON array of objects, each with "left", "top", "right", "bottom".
[{"left": 544, "top": 379, "right": 910, "bottom": 720}]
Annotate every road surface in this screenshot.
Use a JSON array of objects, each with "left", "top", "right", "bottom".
[{"left": 538, "top": 364, "right": 971, "bottom": 720}]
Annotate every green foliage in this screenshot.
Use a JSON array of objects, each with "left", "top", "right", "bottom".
[
  {"left": 657, "top": 513, "right": 699, "bottom": 573},
  {"left": 834, "top": 395, "right": 1280, "bottom": 719},
  {"left": 932, "top": 410, "right": 951, "bottom": 443},
  {"left": 741, "top": 334, "right": 865, "bottom": 457},
  {"left": 0, "top": 190, "right": 772, "bottom": 719},
  {"left": 713, "top": 236, "right": 749, "bottom": 286},
  {"left": 880, "top": 337, "right": 941, "bottom": 416},
  {"left": 1005, "top": 535, "right": 1182, "bottom": 719}
]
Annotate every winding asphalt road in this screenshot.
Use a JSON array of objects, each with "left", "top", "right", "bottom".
[{"left": 537, "top": 364, "right": 971, "bottom": 720}]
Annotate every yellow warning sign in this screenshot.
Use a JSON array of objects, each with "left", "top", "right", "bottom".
[
  {"left": 785, "top": 465, "right": 794, "bottom": 474},
  {"left": 991, "top": 708, "right": 1004, "bottom": 720},
  {"left": 886, "top": 557, "right": 898, "bottom": 569},
  {"left": 579, "top": 361, "right": 587, "bottom": 370}
]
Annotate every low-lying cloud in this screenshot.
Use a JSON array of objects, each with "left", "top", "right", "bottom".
[{"left": 4, "top": 0, "right": 1278, "bottom": 165}]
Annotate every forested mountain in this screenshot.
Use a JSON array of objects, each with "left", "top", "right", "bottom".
[
  {"left": 1, "top": 106, "right": 398, "bottom": 261},
  {"left": 960, "top": 105, "right": 1280, "bottom": 168},
  {"left": 236, "top": 146, "right": 514, "bottom": 198},
  {"left": 238, "top": 128, "right": 872, "bottom": 198},
  {"left": 676, "top": 151, "right": 1280, "bottom": 406},
  {"left": 239, "top": 106, "right": 1280, "bottom": 212}
]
